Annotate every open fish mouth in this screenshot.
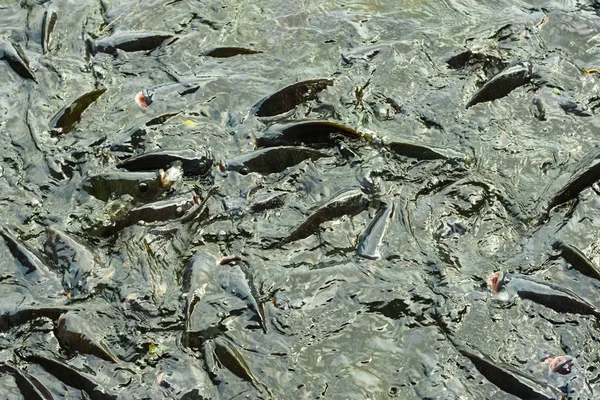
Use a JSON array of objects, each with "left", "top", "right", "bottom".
[{"left": 488, "top": 271, "right": 506, "bottom": 293}]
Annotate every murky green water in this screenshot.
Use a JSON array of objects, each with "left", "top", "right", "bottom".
[{"left": 1, "top": 0, "right": 600, "bottom": 398}]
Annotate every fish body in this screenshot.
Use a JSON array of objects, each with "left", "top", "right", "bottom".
[
  {"left": 112, "top": 192, "right": 199, "bottom": 232},
  {"left": 357, "top": 202, "right": 394, "bottom": 259},
  {"left": 553, "top": 240, "right": 600, "bottom": 281},
  {"left": 56, "top": 312, "right": 118, "bottom": 363},
  {"left": 255, "top": 120, "right": 363, "bottom": 148},
  {"left": 282, "top": 188, "right": 370, "bottom": 244},
  {"left": 83, "top": 165, "right": 182, "bottom": 203},
  {"left": 252, "top": 78, "right": 333, "bottom": 117},
  {"left": 41, "top": 7, "right": 57, "bottom": 54},
  {"left": 457, "top": 345, "right": 564, "bottom": 400},
  {"left": 44, "top": 228, "right": 106, "bottom": 296},
  {"left": 90, "top": 31, "right": 174, "bottom": 55},
  {"left": 490, "top": 272, "right": 600, "bottom": 319},
  {"left": 203, "top": 47, "right": 262, "bottom": 58},
  {"left": 0, "top": 39, "right": 37, "bottom": 82},
  {"left": 49, "top": 88, "right": 106, "bottom": 135},
  {"left": 223, "top": 146, "right": 331, "bottom": 174},
  {"left": 466, "top": 61, "right": 533, "bottom": 108},
  {"left": 117, "top": 148, "right": 213, "bottom": 177}
]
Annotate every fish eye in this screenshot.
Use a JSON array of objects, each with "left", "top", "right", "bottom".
[{"left": 139, "top": 182, "right": 149, "bottom": 193}]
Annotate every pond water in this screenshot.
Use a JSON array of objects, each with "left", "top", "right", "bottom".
[{"left": 1, "top": 0, "right": 600, "bottom": 398}]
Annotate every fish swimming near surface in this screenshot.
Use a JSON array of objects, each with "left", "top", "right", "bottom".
[{"left": 465, "top": 61, "right": 533, "bottom": 108}]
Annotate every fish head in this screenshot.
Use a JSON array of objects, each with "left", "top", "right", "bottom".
[
  {"left": 487, "top": 271, "right": 506, "bottom": 293},
  {"left": 550, "top": 355, "right": 574, "bottom": 375}
]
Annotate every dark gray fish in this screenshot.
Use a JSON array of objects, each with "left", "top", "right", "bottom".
[
  {"left": 0, "top": 38, "right": 37, "bottom": 82},
  {"left": 204, "top": 336, "right": 271, "bottom": 396},
  {"left": 109, "top": 192, "right": 200, "bottom": 234},
  {"left": 546, "top": 146, "right": 600, "bottom": 212},
  {"left": 249, "top": 191, "right": 288, "bottom": 213},
  {"left": 22, "top": 354, "right": 118, "bottom": 399},
  {"left": 0, "top": 362, "right": 54, "bottom": 400},
  {"left": 109, "top": 112, "right": 180, "bottom": 153},
  {"left": 0, "top": 306, "right": 74, "bottom": 332},
  {"left": 457, "top": 345, "right": 564, "bottom": 400},
  {"left": 0, "top": 227, "right": 57, "bottom": 282},
  {"left": 117, "top": 148, "right": 213, "bottom": 177},
  {"left": 218, "top": 258, "right": 267, "bottom": 333},
  {"left": 252, "top": 79, "right": 333, "bottom": 117},
  {"left": 41, "top": 7, "right": 57, "bottom": 54},
  {"left": 43, "top": 228, "right": 106, "bottom": 297},
  {"left": 83, "top": 165, "right": 182, "bottom": 203},
  {"left": 553, "top": 241, "right": 600, "bottom": 281},
  {"left": 492, "top": 272, "right": 600, "bottom": 319},
  {"left": 254, "top": 120, "right": 364, "bottom": 148},
  {"left": 281, "top": 188, "right": 370, "bottom": 245},
  {"left": 221, "top": 146, "right": 331, "bottom": 175},
  {"left": 357, "top": 202, "right": 394, "bottom": 260},
  {"left": 532, "top": 86, "right": 592, "bottom": 121},
  {"left": 55, "top": 312, "right": 118, "bottom": 363},
  {"left": 387, "top": 142, "right": 465, "bottom": 161},
  {"left": 49, "top": 88, "right": 107, "bottom": 135},
  {"left": 465, "top": 61, "right": 533, "bottom": 108},
  {"left": 89, "top": 31, "right": 175, "bottom": 55},
  {"left": 203, "top": 47, "right": 262, "bottom": 58}
]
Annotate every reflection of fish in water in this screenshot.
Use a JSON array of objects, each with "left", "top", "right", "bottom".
[{"left": 488, "top": 271, "right": 600, "bottom": 319}]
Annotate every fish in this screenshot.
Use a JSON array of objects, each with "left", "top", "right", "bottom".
[
  {"left": 220, "top": 146, "right": 332, "bottom": 175},
  {"left": 107, "top": 192, "right": 200, "bottom": 234},
  {"left": 357, "top": 202, "right": 394, "bottom": 260},
  {"left": 0, "top": 226, "right": 65, "bottom": 300},
  {"left": 488, "top": 271, "right": 600, "bottom": 319},
  {"left": 55, "top": 311, "right": 118, "bottom": 363},
  {"left": 281, "top": 188, "right": 370, "bottom": 245},
  {"left": 252, "top": 78, "right": 333, "bottom": 117},
  {"left": 83, "top": 165, "right": 183, "bottom": 203},
  {"left": 531, "top": 86, "right": 592, "bottom": 121},
  {"left": 456, "top": 344, "right": 564, "bottom": 400},
  {"left": 22, "top": 354, "right": 118, "bottom": 399},
  {"left": 49, "top": 88, "right": 107, "bottom": 135},
  {"left": 552, "top": 240, "right": 600, "bottom": 281},
  {"left": 0, "top": 362, "right": 54, "bottom": 400},
  {"left": 204, "top": 336, "right": 272, "bottom": 396},
  {"left": 88, "top": 31, "right": 175, "bottom": 55},
  {"left": 254, "top": 120, "right": 364, "bottom": 148},
  {"left": 0, "top": 306, "right": 74, "bottom": 332},
  {"left": 0, "top": 38, "right": 37, "bottom": 82},
  {"left": 217, "top": 257, "right": 267, "bottom": 333},
  {"left": 387, "top": 142, "right": 465, "bottom": 161},
  {"left": 546, "top": 145, "right": 600, "bottom": 213},
  {"left": 43, "top": 228, "right": 108, "bottom": 297},
  {"left": 109, "top": 112, "right": 180, "bottom": 154},
  {"left": 117, "top": 148, "right": 213, "bottom": 177},
  {"left": 249, "top": 191, "right": 288, "bottom": 213},
  {"left": 41, "top": 7, "right": 57, "bottom": 54},
  {"left": 203, "top": 47, "right": 262, "bottom": 58},
  {"left": 465, "top": 61, "right": 533, "bottom": 108}
]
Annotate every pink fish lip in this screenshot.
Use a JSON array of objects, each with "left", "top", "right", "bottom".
[
  {"left": 135, "top": 89, "right": 153, "bottom": 108},
  {"left": 550, "top": 355, "right": 574, "bottom": 375},
  {"left": 487, "top": 271, "right": 505, "bottom": 293}
]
